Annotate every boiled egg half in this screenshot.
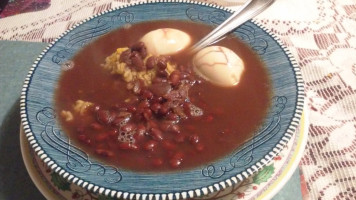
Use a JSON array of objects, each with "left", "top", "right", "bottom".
[
  {"left": 140, "top": 28, "right": 191, "bottom": 56},
  {"left": 192, "top": 46, "right": 245, "bottom": 87}
]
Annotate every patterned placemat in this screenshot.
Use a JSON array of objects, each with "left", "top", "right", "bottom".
[
  {"left": 0, "top": 0, "right": 51, "bottom": 18},
  {"left": 255, "top": 1, "right": 356, "bottom": 199}
]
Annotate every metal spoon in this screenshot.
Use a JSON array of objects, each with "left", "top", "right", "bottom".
[{"left": 190, "top": 0, "right": 275, "bottom": 53}]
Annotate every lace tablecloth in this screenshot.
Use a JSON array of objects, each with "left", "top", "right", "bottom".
[{"left": 1, "top": 0, "right": 355, "bottom": 199}]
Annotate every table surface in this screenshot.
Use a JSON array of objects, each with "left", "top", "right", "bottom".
[
  {"left": 0, "top": 40, "right": 48, "bottom": 200},
  {"left": 0, "top": 40, "right": 303, "bottom": 200}
]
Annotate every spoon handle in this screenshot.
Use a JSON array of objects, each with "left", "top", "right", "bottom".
[{"left": 191, "top": 0, "right": 275, "bottom": 53}]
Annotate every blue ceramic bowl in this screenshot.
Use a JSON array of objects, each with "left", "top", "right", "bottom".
[{"left": 20, "top": 1, "right": 304, "bottom": 199}]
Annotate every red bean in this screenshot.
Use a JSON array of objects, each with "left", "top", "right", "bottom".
[
  {"left": 157, "top": 70, "right": 168, "bottom": 78},
  {"left": 134, "top": 124, "right": 146, "bottom": 140},
  {"left": 131, "top": 41, "right": 145, "bottom": 51},
  {"left": 169, "top": 71, "right": 181, "bottom": 86},
  {"left": 147, "top": 120, "right": 159, "bottom": 129},
  {"left": 143, "top": 108, "right": 153, "bottom": 120},
  {"left": 85, "top": 139, "right": 92, "bottom": 145},
  {"left": 169, "top": 158, "right": 182, "bottom": 168},
  {"left": 205, "top": 114, "right": 214, "bottom": 122},
  {"left": 127, "top": 96, "right": 140, "bottom": 104},
  {"left": 159, "top": 121, "right": 171, "bottom": 132},
  {"left": 131, "top": 42, "right": 147, "bottom": 58},
  {"left": 95, "top": 133, "right": 108, "bottom": 142},
  {"left": 160, "top": 122, "right": 180, "bottom": 133},
  {"left": 157, "top": 57, "right": 167, "bottom": 70},
  {"left": 162, "top": 140, "right": 177, "bottom": 150},
  {"left": 166, "top": 112, "right": 179, "bottom": 121},
  {"left": 131, "top": 53, "right": 145, "bottom": 71},
  {"left": 112, "top": 117, "right": 126, "bottom": 127},
  {"left": 195, "top": 143, "right": 205, "bottom": 152},
  {"left": 121, "top": 123, "right": 135, "bottom": 132},
  {"left": 97, "top": 110, "right": 116, "bottom": 125},
  {"left": 127, "top": 105, "right": 137, "bottom": 113},
  {"left": 146, "top": 56, "right": 157, "bottom": 70},
  {"left": 170, "top": 124, "right": 181, "bottom": 134},
  {"left": 189, "top": 134, "right": 200, "bottom": 144},
  {"left": 172, "top": 151, "right": 184, "bottom": 160},
  {"left": 149, "top": 82, "right": 172, "bottom": 97},
  {"left": 112, "top": 104, "right": 127, "bottom": 112},
  {"left": 174, "top": 134, "right": 185, "bottom": 143},
  {"left": 151, "top": 96, "right": 163, "bottom": 104},
  {"left": 90, "top": 122, "right": 103, "bottom": 130},
  {"left": 130, "top": 143, "right": 139, "bottom": 150},
  {"left": 138, "top": 100, "right": 150, "bottom": 109},
  {"left": 107, "top": 129, "right": 118, "bottom": 137},
  {"left": 118, "top": 142, "right": 131, "bottom": 150},
  {"left": 143, "top": 140, "right": 158, "bottom": 151},
  {"left": 159, "top": 104, "right": 170, "bottom": 115},
  {"left": 150, "top": 103, "right": 161, "bottom": 114},
  {"left": 136, "top": 123, "right": 146, "bottom": 133},
  {"left": 132, "top": 113, "right": 144, "bottom": 122},
  {"left": 169, "top": 152, "right": 184, "bottom": 168},
  {"left": 78, "top": 134, "right": 91, "bottom": 145},
  {"left": 141, "top": 89, "right": 153, "bottom": 100},
  {"left": 139, "top": 48, "right": 147, "bottom": 59},
  {"left": 119, "top": 49, "right": 132, "bottom": 65},
  {"left": 152, "top": 77, "right": 167, "bottom": 84},
  {"left": 152, "top": 158, "right": 163, "bottom": 166},
  {"left": 78, "top": 134, "right": 86, "bottom": 141},
  {"left": 117, "top": 142, "right": 137, "bottom": 150},
  {"left": 130, "top": 51, "right": 139, "bottom": 58},
  {"left": 149, "top": 127, "right": 163, "bottom": 141}
]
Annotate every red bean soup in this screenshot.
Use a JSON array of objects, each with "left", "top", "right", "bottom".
[{"left": 55, "top": 20, "right": 272, "bottom": 172}]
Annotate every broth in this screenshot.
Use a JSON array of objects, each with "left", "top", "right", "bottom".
[{"left": 55, "top": 20, "right": 272, "bottom": 172}]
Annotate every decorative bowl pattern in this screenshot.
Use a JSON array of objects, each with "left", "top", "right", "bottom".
[{"left": 20, "top": 1, "right": 304, "bottom": 199}]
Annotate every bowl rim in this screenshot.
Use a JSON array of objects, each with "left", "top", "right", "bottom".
[{"left": 20, "top": 0, "right": 305, "bottom": 199}]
